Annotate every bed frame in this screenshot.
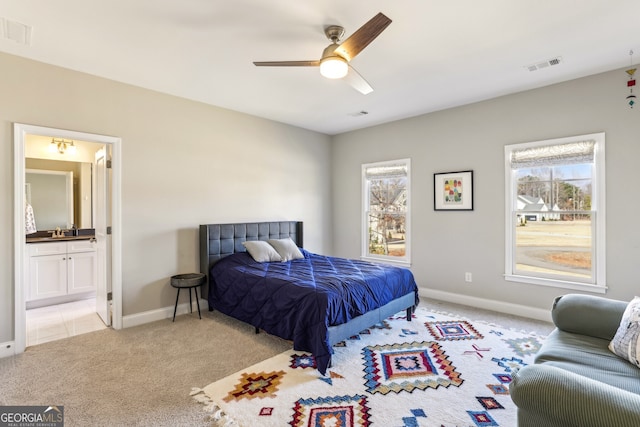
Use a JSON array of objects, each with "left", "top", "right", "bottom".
[{"left": 199, "top": 221, "right": 415, "bottom": 347}]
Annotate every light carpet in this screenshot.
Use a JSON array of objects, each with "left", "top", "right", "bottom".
[{"left": 191, "top": 306, "right": 544, "bottom": 427}]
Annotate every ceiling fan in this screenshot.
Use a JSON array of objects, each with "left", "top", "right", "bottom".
[{"left": 253, "top": 12, "right": 392, "bottom": 95}]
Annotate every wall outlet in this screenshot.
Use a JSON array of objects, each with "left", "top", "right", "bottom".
[{"left": 465, "top": 272, "right": 472, "bottom": 282}]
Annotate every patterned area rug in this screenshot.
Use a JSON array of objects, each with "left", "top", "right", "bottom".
[{"left": 191, "top": 306, "right": 544, "bottom": 427}]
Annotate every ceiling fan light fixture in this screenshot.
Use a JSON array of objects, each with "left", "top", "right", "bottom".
[
  {"left": 320, "top": 56, "right": 348, "bottom": 79},
  {"left": 253, "top": 12, "right": 391, "bottom": 93}
]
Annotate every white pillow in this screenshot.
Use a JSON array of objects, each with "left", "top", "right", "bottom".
[
  {"left": 267, "top": 237, "right": 304, "bottom": 261},
  {"left": 609, "top": 296, "right": 640, "bottom": 368},
  {"left": 242, "top": 240, "right": 282, "bottom": 262}
]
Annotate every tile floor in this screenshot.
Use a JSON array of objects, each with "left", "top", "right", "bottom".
[{"left": 26, "top": 298, "right": 108, "bottom": 347}]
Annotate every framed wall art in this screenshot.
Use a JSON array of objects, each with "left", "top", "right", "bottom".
[{"left": 434, "top": 170, "right": 474, "bottom": 211}]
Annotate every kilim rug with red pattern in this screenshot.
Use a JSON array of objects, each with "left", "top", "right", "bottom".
[{"left": 191, "top": 305, "right": 544, "bottom": 427}]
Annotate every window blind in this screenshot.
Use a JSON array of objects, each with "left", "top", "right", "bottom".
[
  {"left": 364, "top": 163, "right": 408, "bottom": 179},
  {"left": 510, "top": 140, "right": 596, "bottom": 169}
]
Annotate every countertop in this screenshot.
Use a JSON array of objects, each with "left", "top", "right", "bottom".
[{"left": 26, "top": 235, "right": 95, "bottom": 243}]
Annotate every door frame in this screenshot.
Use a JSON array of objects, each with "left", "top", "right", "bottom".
[{"left": 13, "top": 123, "right": 122, "bottom": 354}]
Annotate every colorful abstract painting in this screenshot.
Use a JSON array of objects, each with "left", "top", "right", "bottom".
[
  {"left": 434, "top": 171, "right": 474, "bottom": 210},
  {"left": 443, "top": 177, "right": 464, "bottom": 205}
]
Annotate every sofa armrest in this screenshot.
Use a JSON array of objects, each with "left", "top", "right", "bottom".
[
  {"left": 511, "top": 364, "right": 640, "bottom": 427},
  {"left": 552, "top": 294, "right": 627, "bottom": 340}
]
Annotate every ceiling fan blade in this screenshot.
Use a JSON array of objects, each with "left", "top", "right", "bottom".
[
  {"left": 253, "top": 60, "right": 320, "bottom": 67},
  {"left": 344, "top": 65, "right": 373, "bottom": 95},
  {"left": 334, "top": 12, "right": 391, "bottom": 62}
]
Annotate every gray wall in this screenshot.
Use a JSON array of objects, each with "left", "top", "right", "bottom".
[
  {"left": 0, "top": 52, "right": 332, "bottom": 343},
  {"left": 332, "top": 67, "right": 640, "bottom": 315},
  {"left": 3, "top": 49, "right": 638, "bottom": 346}
]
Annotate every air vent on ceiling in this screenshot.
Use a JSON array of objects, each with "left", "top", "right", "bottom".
[
  {"left": 348, "top": 110, "right": 369, "bottom": 117},
  {"left": 527, "top": 56, "right": 562, "bottom": 72},
  {"left": 1, "top": 18, "right": 32, "bottom": 45}
]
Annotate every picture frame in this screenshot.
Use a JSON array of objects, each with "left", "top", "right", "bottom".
[{"left": 434, "top": 170, "right": 474, "bottom": 211}]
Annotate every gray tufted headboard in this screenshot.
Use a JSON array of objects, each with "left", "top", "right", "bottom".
[{"left": 199, "top": 221, "right": 303, "bottom": 283}]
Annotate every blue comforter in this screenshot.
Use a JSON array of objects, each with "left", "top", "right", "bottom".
[{"left": 208, "top": 249, "right": 418, "bottom": 374}]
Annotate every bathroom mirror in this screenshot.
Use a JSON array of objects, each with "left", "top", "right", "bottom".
[
  {"left": 25, "top": 159, "right": 93, "bottom": 231},
  {"left": 25, "top": 169, "right": 74, "bottom": 231}
]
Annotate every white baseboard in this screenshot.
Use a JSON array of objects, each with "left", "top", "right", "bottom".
[
  {"left": 3, "top": 289, "right": 551, "bottom": 357},
  {"left": 122, "top": 290, "right": 553, "bottom": 329},
  {"left": 0, "top": 341, "right": 16, "bottom": 358},
  {"left": 420, "top": 288, "right": 553, "bottom": 323},
  {"left": 122, "top": 299, "right": 208, "bottom": 328}
]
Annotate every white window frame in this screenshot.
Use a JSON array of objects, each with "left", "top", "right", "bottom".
[
  {"left": 362, "top": 158, "right": 411, "bottom": 267},
  {"left": 504, "top": 133, "right": 606, "bottom": 293}
]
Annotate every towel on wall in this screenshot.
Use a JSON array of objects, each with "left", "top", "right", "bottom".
[{"left": 25, "top": 201, "right": 37, "bottom": 234}]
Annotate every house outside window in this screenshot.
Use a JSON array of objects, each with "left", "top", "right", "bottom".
[
  {"left": 362, "top": 159, "right": 410, "bottom": 266},
  {"left": 504, "top": 133, "right": 606, "bottom": 292}
]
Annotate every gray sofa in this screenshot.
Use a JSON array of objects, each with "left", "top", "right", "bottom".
[{"left": 510, "top": 294, "right": 640, "bottom": 427}]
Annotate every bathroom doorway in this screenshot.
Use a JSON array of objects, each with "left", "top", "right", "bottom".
[{"left": 14, "top": 123, "right": 122, "bottom": 353}]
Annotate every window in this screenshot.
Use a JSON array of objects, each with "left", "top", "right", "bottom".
[
  {"left": 504, "top": 133, "right": 606, "bottom": 292},
  {"left": 362, "top": 159, "right": 410, "bottom": 266}
]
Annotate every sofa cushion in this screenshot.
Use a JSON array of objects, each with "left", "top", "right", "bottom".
[
  {"left": 609, "top": 296, "right": 640, "bottom": 368},
  {"left": 511, "top": 364, "right": 640, "bottom": 427},
  {"left": 552, "top": 294, "right": 628, "bottom": 341},
  {"left": 535, "top": 329, "right": 640, "bottom": 394}
]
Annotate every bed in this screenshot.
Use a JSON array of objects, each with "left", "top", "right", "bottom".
[{"left": 199, "top": 221, "right": 418, "bottom": 374}]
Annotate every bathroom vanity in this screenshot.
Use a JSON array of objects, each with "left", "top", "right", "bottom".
[{"left": 26, "top": 234, "right": 97, "bottom": 308}]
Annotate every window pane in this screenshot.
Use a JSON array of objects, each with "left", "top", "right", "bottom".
[
  {"left": 514, "top": 213, "right": 592, "bottom": 280},
  {"left": 517, "top": 165, "right": 591, "bottom": 213},
  {"left": 514, "top": 162, "right": 593, "bottom": 281},
  {"left": 367, "top": 177, "right": 406, "bottom": 257}
]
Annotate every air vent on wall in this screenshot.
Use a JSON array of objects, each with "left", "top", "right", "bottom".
[
  {"left": 526, "top": 56, "right": 562, "bottom": 72},
  {"left": 1, "top": 18, "right": 32, "bottom": 45}
]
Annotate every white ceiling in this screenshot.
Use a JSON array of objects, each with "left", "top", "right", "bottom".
[{"left": 1, "top": 1, "right": 638, "bottom": 135}]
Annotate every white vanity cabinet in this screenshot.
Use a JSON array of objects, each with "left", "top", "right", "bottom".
[{"left": 27, "top": 239, "right": 97, "bottom": 302}]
